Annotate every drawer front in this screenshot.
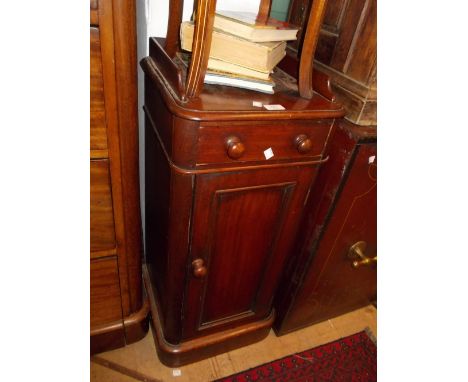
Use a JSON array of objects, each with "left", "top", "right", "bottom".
[
  {"left": 196, "top": 120, "right": 333, "bottom": 166},
  {"left": 90, "top": 0, "right": 99, "bottom": 25},
  {"left": 90, "top": 27, "right": 108, "bottom": 152},
  {"left": 90, "top": 159, "right": 116, "bottom": 252},
  {"left": 90, "top": 257, "right": 122, "bottom": 327}
]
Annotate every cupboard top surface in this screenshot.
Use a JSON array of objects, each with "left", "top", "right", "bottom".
[{"left": 141, "top": 38, "right": 346, "bottom": 122}]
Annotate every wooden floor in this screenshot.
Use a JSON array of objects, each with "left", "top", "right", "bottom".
[{"left": 90, "top": 305, "right": 377, "bottom": 381}]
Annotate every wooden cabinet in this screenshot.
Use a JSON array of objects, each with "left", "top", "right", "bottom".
[
  {"left": 141, "top": 0, "right": 344, "bottom": 366},
  {"left": 142, "top": 37, "right": 345, "bottom": 366},
  {"left": 89, "top": 0, "right": 149, "bottom": 354},
  {"left": 274, "top": 120, "right": 376, "bottom": 335}
]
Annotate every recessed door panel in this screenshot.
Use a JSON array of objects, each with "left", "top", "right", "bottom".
[
  {"left": 201, "top": 183, "right": 294, "bottom": 326},
  {"left": 183, "top": 166, "right": 317, "bottom": 340}
]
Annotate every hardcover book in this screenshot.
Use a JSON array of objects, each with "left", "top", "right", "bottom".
[
  {"left": 214, "top": 10, "right": 299, "bottom": 42},
  {"left": 180, "top": 21, "right": 286, "bottom": 73},
  {"left": 207, "top": 58, "right": 271, "bottom": 81},
  {"left": 176, "top": 52, "right": 274, "bottom": 94}
]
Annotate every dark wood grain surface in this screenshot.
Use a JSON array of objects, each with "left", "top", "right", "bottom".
[
  {"left": 182, "top": 165, "right": 317, "bottom": 340},
  {"left": 195, "top": 120, "right": 333, "bottom": 166},
  {"left": 274, "top": 120, "right": 376, "bottom": 335},
  {"left": 287, "top": 0, "right": 376, "bottom": 125}
]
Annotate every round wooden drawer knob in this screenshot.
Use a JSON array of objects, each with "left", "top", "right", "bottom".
[
  {"left": 294, "top": 134, "right": 312, "bottom": 154},
  {"left": 192, "top": 259, "right": 207, "bottom": 278},
  {"left": 225, "top": 136, "right": 245, "bottom": 159}
]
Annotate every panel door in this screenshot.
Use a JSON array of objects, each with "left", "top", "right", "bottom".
[
  {"left": 183, "top": 166, "right": 318, "bottom": 340},
  {"left": 285, "top": 143, "right": 377, "bottom": 330}
]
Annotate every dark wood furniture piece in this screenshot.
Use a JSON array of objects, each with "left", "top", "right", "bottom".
[
  {"left": 274, "top": 119, "right": 376, "bottom": 335},
  {"left": 141, "top": 0, "right": 344, "bottom": 367},
  {"left": 285, "top": 0, "right": 376, "bottom": 125},
  {"left": 90, "top": 0, "right": 149, "bottom": 354}
]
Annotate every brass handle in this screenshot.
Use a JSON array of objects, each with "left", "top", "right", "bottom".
[
  {"left": 348, "top": 241, "right": 377, "bottom": 268},
  {"left": 225, "top": 136, "right": 245, "bottom": 159},
  {"left": 294, "top": 134, "right": 312, "bottom": 154},
  {"left": 192, "top": 259, "right": 207, "bottom": 278}
]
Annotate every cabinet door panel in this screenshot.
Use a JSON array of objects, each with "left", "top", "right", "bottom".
[
  {"left": 183, "top": 166, "right": 317, "bottom": 339},
  {"left": 202, "top": 183, "right": 294, "bottom": 324}
]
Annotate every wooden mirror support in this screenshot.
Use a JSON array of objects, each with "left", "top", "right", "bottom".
[
  {"left": 161, "top": 0, "right": 329, "bottom": 101},
  {"left": 185, "top": 0, "right": 217, "bottom": 100},
  {"left": 298, "top": 0, "right": 328, "bottom": 99},
  {"left": 257, "top": 0, "right": 272, "bottom": 23},
  {"left": 165, "top": 0, "right": 184, "bottom": 57}
]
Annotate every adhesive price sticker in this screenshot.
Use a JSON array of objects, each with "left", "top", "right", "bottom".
[
  {"left": 264, "top": 148, "right": 274, "bottom": 160},
  {"left": 263, "top": 104, "right": 285, "bottom": 111}
]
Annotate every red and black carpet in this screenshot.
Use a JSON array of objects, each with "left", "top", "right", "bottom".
[{"left": 215, "top": 330, "right": 377, "bottom": 382}]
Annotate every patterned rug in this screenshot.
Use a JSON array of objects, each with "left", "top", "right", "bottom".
[{"left": 214, "top": 330, "right": 377, "bottom": 381}]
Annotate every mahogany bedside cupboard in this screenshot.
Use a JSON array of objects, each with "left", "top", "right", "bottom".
[
  {"left": 141, "top": 39, "right": 345, "bottom": 366},
  {"left": 90, "top": 0, "right": 149, "bottom": 354}
]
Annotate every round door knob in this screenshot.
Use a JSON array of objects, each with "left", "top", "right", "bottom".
[
  {"left": 192, "top": 259, "right": 207, "bottom": 278},
  {"left": 225, "top": 136, "right": 245, "bottom": 159},
  {"left": 294, "top": 134, "right": 312, "bottom": 154}
]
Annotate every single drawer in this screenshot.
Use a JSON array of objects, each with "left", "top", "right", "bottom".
[
  {"left": 195, "top": 120, "right": 333, "bottom": 166},
  {"left": 90, "top": 159, "right": 116, "bottom": 252},
  {"left": 90, "top": 27, "right": 107, "bottom": 152},
  {"left": 90, "top": 257, "right": 122, "bottom": 328}
]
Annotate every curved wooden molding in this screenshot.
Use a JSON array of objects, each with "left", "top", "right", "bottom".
[
  {"left": 141, "top": 57, "right": 345, "bottom": 121},
  {"left": 91, "top": 293, "right": 150, "bottom": 354},
  {"left": 143, "top": 264, "right": 273, "bottom": 366},
  {"left": 147, "top": 39, "right": 185, "bottom": 99}
]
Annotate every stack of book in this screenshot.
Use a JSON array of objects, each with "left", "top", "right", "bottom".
[{"left": 179, "top": 10, "right": 299, "bottom": 94}]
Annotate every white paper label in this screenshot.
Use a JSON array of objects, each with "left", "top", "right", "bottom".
[
  {"left": 252, "top": 101, "right": 263, "bottom": 107},
  {"left": 264, "top": 148, "right": 274, "bottom": 160},
  {"left": 172, "top": 369, "right": 182, "bottom": 377},
  {"left": 368, "top": 155, "right": 376, "bottom": 164},
  {"left": 263, "top": 104, "right": 285, "bottom": 111}
]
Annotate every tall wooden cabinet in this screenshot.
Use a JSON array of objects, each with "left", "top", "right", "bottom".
[
  {"left": 274, "top": 120, "right": 376, "bottom": 334},
  {"left": 142, "top": 35, "right": 344, "bottom": 365},
  {"left": 90, "top": 0, "right": 149, "bottom": 354},
  {"left": 273, "top": 0, "right": 377, "bottom": 334}
]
